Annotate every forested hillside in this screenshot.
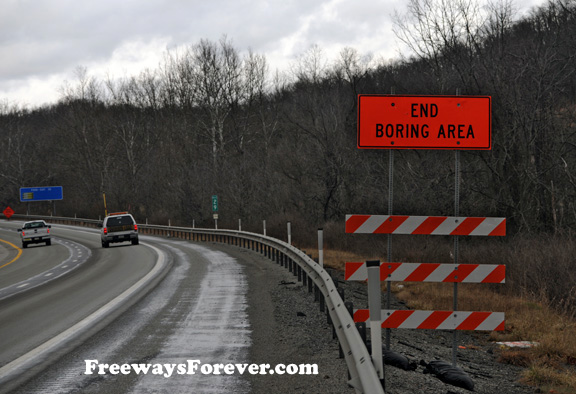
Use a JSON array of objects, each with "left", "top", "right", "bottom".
[{"left": 1, "top": 0, "right": 575, "bottom": 237}]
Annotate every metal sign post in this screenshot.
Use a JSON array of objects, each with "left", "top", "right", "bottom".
[
  {"left": 453, "top": 149, "right": 461, "bottom": 366},
  {"left": 386, "top": 149, "right": 394, "bottom": 351},
  {"left": 212, "top": 195, "right": 218, "bottom": 229},
  {"left": 318, "top": 228, "right": 324, "bottom": 267},
  {"left": 453, "top": 89, "right": 462, "bottom": 366},
  {"left": 103, "top": 192, "right": 108, "bottom": 217},
  {"left": 387, "top": 88, "right": 395, "bottom": 352}
]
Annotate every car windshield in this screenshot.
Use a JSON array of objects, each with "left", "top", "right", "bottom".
[
  {"left": 24, "top": 222, "right": 45, "bottom": 229},
  {"left": 107, "top": 216, "right": 134, "bottom": 226}
]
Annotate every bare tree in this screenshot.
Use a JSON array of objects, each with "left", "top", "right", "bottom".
[{"left": 393, "top": 0, "right": 486, "bottom": 91}]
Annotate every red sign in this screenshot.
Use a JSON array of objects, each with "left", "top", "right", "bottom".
[
  {"left": 3, "top": 206, "right": 14, "bottom": 219},
  {"left": 357, "top": 95, "right": 491, "bottom": 150}
]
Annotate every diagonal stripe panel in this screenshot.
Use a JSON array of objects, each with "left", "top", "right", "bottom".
[
  {"left": 383, "top": 263, "right": 420, "bottom": 281},
  {"left": 393, "top": 216, "right": 427, "bottom": 234},
  {"left": 417, "top": 311, "right": 453, "bottom": 329},
  {"left": 354, "top": 309, "right": 505, "bottom": 331},
  {"left": 404, "top": 263, "right": 441, "bottom": 282},
  {"left": 423, "top": 264, "right": 456, "bottom": 282},
  {"left": 480, "top": 265, "right": 506, "bottom": 283},
  {"left": 488, "top": 219, "right": 506, "bottom": 236},
  {"left": 353, "top": 309, "right": 370, "bottom": 323},
  {"left": 346, "top": 262, "right": 505, "bottom": 283},
  {"left": 412, "top": 216, "right": 447, "bottom": 235},
  {"left": 345, "top": 215, "right": 371, "bottom": 233},
  {"left": 451, "top": 217, "right": 486, "bottom": 235},
  {"left": 381, "top": 310, "right": 414, "bottom": 328},
  {"left": 345, "top": 215, "right": 506, "bottom": 236},
  {"left": 380, "top": 263, "right": 402, "bottom": 281},
  {"left": 469, "top": 217, "right": 505, "bottom": 236},
  {"left": 475, "top": 312, "right": 505, "bottom": 330},
  {"left": 398, "top": 310, "right": 433, "bottom": 329},
  {"left": 456, "top": 311, "right": 492, "bottom": 330},
  {"left": 469, "top": 217, "right": 503, "bottom": 236},
  {"left": 374, "top": 216, "right": 409, "bottom": 234},
  {"left": 437, "top": 312, "right": 469, "bottom": 330},
  {"left": 345, "top": 262, "right": 366, "bottom": 281},
  {"left": 442, "top": 264, "right": 479, "bottom": 282},
  {"left": 430, "top": 217, "right": 461, "bottom": 235}
]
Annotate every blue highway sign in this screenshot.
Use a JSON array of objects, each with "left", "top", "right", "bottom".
[{"left": 20, "top": 186, "right": 63, "bottom": 202}]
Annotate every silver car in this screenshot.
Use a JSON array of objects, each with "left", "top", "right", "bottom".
[{"left": 100, "top": 212, "right": 139, "bottom": 248}]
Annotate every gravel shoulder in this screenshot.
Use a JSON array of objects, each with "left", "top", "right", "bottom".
[
  {"left": 218, "top": 244, "right": 351, "bottom": 394},
  {"left": 213, "top": 243, "right": 539, "bottom": 394}
]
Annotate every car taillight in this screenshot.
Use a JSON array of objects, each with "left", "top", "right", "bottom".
[
  {"left": 104, "top": 228, "right": 108, "bottom": 235},
  {"left": 47, "top": 229, "right": 50, "bottom": 234},
  {"left": 22, "top": 231, "right": 25, "bottom": 237},
  {"left": 134, "top": 224, "right": 138, "bottom": 231}
]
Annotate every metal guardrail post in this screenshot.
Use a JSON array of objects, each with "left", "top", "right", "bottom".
[{"left": 367, "top": 260, "right": 385, "bottom": 388}]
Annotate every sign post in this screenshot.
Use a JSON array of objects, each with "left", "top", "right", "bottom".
[
  {"left": 212, "top": 195, "right": 218, "bottom": 229},
  {"left": 318, "top": 228, "right": 324, "bottom": 268},
  {"left": 102, "top": 192, "right": 108, "bottom": 218}
]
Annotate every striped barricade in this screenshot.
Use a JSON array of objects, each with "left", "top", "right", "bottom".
[
  {"left": 345, "top": 215, "right": 506, "bottom": 236},
  {"left": 345, "top": 262, "right": 505, "bottom": 283},
  {"left": 353, "top": 309, "right": 505, "bottom": 331},
  {"left": 346, "top": 261, "right": 506, "bottom": 331}
]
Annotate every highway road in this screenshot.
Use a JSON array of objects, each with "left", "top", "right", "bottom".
[
  {"left": 0, "top": 222, "right": 165, "bottom": 392},
  {"left": 0, "top": 221, "right": 254, "bottom": 394}
]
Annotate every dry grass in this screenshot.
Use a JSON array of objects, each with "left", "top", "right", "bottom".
[
  {"left": 393, "top": 283, "right": 576, "bottom": 393},
  {"left": 521, "top": 362, "right": 576, "bottom": 393},
  {"left": 298, "top": 238, "right": 576, "bottom": 393}
]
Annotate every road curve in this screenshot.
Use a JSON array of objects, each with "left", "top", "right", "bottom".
[
  {"left": 0, "top": 223, "right": 169, "bottom": 392},
  {"left": 1, "top": 222, "right": 357, "bottom": 394},
  {"left": 5, "top": 236, "right": 254, "bottom": 394}
]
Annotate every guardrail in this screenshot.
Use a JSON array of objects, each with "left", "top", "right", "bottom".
[{"left": 3, "top": 214, "right": 384, "bottom": 393}]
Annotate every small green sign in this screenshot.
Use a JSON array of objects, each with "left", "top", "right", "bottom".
[{"left": 212, "top": 195, "right": 218, "bottom": 212}]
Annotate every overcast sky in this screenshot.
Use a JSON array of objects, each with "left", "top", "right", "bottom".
[{"left": 0, "top": 0, "right": 547, "bottom": 108}]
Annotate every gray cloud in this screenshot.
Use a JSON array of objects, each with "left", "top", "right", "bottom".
[{"left": 0, "top": 0, "right": 547, "bottom": 106}]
